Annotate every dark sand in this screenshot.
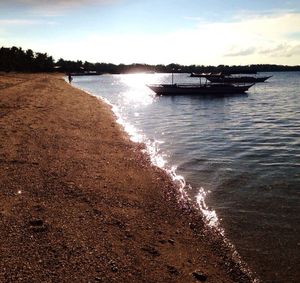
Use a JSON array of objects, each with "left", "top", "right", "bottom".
[{"left": 0, "top": 73, "right": 253, "bottom": 282}]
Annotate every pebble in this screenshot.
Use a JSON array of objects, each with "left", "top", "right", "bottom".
[
  {"left": 141, "top": 245, "right": 160, "bottom": 257},
  {"left": 29, "top": 219, "right": 47, "bottom": 232},
  {"left": 192, "top": 271, "right": 207, "bottom": 282},
  {"left": 111, "top": 266, "right": 118, "bottom": 272},
  {"left": 167, "top": 265, "right": 179, "bottom": 276},
  {"left": 109, "top": 260, "right": 118, "bottom": 273},
  {"left": 32, "top": 225, "right": 47, "bottom": 232},
  {"left": 29, "top": 219, "right": 44, "bottom": 226}
]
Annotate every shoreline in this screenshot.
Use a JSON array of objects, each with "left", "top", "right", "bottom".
[{"left": 0, "top": 73, "right": 253, "bottom": 282}]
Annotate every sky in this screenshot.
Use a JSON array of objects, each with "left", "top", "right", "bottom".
[{"left": 1, "top": 0, "right": 300, "bottom": 65}]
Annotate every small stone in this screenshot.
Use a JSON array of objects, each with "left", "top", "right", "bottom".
[
  {"left": 168, "top": 239, "right": 175, "bottom": 244},
  {"left": 167, "top": 265, "right": 180, "bottom": 276},
  {"left": 141, "top": 245, "right": 160, "bottom": 257},
  {"left": 125, "top": 230, "right": 133, "bottom": 239},
  {"left": 192, "top": 271, "right": 207, "bottom": 282},
  {"left": 31, "top": 225, "right": 47, "bottom": 232},
  {"left": 109, "top": 260, "right": 118, "bottom": 273},
  {"left": 29, "top": 219, "right": 47, "bottom": 232},
  {"left": 111, "top": 265, "right": 118, "bottom": 272},
  {"left": 29, "top": 219, "right": 44, "bottom": 226},
  {"left": 93, "top": 209, "right": 101, "bottom": 215}
]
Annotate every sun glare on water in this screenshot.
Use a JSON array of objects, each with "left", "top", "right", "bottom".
[{"left": 120, "top": 73, "right": 160, "bottom": 106}]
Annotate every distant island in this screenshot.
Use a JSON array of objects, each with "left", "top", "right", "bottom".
[{"left": 1, "top": 46, "right": 300, "bottom": 74}]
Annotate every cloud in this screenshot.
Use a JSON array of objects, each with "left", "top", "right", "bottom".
[
  {"left": 287, "top": 44, "right": 300, "bottom": 57},
  {"left": 261, "top": 44, "right": 300, "bottom": 57},
  {"left": 0, "top": 0, "right": 120, "bottom": 16},
  {"left": 0, "top": 19, "right": 56, "bottom": 26},
  {"left": 153, "top": 11, "right": 300, "bottom": 63},
  {"left": 258, "top": 44, "right": 288, "bottom": 55},
  {"left": 225, "top": 43, "right": 300, "bottom": 59},
  {"left": 2, "top": 0, "right": 118, "bottom": 8},
  {"left": 208, "top": 12, "right": 300, "bottom": 62},
  {"left": 225, "top": 47, "right": 256, "bottom": 57}
]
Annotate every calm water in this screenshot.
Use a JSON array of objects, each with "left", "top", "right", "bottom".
[{"left": 74, "top": 72, "right": 300, "bottom": 282}]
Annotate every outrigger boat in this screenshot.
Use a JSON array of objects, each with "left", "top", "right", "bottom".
[
  {"left": 147, "top": 82, "right": 254, "bottom": 95},
  {"left": 190, "top": 71, "right": 272, "bottom": 83},
  {"left": 207, "top": 75, "right": 272, "bottom": 83},
  {"left": 148, "top": 70, "right": 255, "bottom": 96}
]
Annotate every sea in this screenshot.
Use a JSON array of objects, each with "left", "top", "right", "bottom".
[{"left": 73, "top": 72, "right": 300, "bottom": 283}]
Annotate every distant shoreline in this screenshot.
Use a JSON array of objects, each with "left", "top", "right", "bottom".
[
  {"left": 67, "top": 69, "right": 300, "bottom": 77},
  {"left": 1, "top": 46, "right": 300, "bottom": 74}
]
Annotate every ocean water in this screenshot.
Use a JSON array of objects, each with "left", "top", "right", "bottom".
[{"left": 73, "top": 72, "right": 300, "bottom": 283}]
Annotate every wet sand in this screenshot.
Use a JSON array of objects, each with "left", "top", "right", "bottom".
[{"left": 0, "top": 73, "right": 252, "bottom": 282}]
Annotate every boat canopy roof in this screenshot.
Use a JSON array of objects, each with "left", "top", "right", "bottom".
[{"left": 221, "top": 70, "right": 257, "bottom": 75}]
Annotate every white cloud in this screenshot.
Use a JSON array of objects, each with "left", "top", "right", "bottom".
[
  {"left": 259, "top": 44, "right": 288, "bottom": 55},
  {"left": 281, "top": 44, "right": 300, "bottom": 57},
  {"left": 218, "top": 12, "right": 300, "bottom": 60},
  {"left": 184, "top": 11, "right": 300, "bottom": 64},
  {"left": 0, "top": 19, "right": 56, "bottom": 26},
  {"left": 256, "top": 43, "right": 300, "bottom": 57},
  {"left": 164, "top": 11, "right": 300, "bottom": 64},
  {"left": 225, "top": 47, "right": 256, "bottom": 57}
]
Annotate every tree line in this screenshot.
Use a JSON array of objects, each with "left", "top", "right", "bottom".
[
  {"left": 1, "top": 46, "right": 300, "bottom": 73},
  {"left": 0, "top": 46, "right": 54, "bottom": 72}
]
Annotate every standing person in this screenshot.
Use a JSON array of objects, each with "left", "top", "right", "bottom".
[{"left": 68, "top": 73, "right": 73, "bottom": 84}]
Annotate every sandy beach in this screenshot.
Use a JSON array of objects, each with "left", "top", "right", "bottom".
[{"left": 0, "top": 73, "right": 252, "bottom": 282}]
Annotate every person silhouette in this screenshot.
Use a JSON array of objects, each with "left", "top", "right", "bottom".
[{"left": 68, "top": 73, "right": 73, "bottom": 83}]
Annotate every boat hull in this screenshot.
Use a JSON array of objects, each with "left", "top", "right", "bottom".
[
  {"left": 69, "top": 72, "right": 102, "bottom": 76},
  {"left": 147, "top": 83, "right": 254, "bottom": 95},
  {"left": 207, "top": 76, "right": 272, "bottom": 83}
]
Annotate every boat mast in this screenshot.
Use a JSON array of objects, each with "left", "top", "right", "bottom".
[
  {"left": 172, "top": 70, "right": 174, "bottom": 85},
  {"left": 171, "top": 68, "right": 181, "bottom": 85}
]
